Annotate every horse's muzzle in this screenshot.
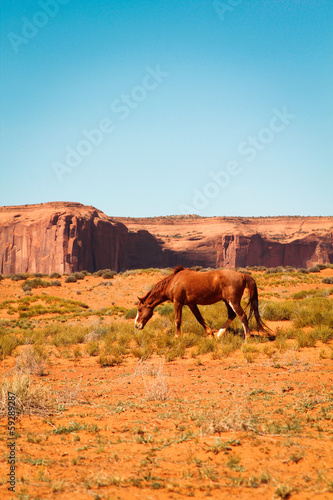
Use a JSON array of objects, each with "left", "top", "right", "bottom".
[{"left": 135, "top": 322, "right": 143, "bottom": 330}]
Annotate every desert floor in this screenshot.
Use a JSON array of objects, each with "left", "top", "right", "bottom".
[{"left": 0, "top": 266, "right": 333, "bottom": 499}]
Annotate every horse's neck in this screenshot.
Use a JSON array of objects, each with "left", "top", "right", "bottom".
[{"left": 146, "top": 290, "right": 166, "bottom": 308}]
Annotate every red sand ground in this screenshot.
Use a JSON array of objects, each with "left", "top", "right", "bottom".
[{"left": 1, "top": 270, "right": 333, "bottom": 499}]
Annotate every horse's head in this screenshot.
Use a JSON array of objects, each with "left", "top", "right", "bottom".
[{"left": 134, "top": 297, "right": 154, "bottom": 330}]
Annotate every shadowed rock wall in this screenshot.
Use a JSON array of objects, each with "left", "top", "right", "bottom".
[{"left": 0, "top": 203, "right": 332, "bottom": 274}]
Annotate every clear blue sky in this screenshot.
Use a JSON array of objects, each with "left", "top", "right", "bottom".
[{"left": 1, "top": 0, "right": 332, "bottom": 217}]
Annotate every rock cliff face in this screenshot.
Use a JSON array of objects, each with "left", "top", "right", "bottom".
[
  {"left": 0, "top": 203, "right": 332, "bottom": 274},
  {"left": 0, "top": 203, "right": 129, "bottom": 274}
]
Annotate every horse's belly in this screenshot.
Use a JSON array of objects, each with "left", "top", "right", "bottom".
[{"left": 185, "top": 290, "right": 221, "bottom": 305}]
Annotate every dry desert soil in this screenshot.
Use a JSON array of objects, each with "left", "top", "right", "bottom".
[{"left": 0, "top": 266, "right": 333, "bottom": 500}]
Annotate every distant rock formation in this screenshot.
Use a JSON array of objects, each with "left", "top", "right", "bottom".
[{"left": 0, "top": 202, "right": 332, "bottom": 274}]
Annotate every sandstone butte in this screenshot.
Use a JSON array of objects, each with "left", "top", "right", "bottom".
[{"left": 0, "top": 202, "right": 332, "bottom": 275}]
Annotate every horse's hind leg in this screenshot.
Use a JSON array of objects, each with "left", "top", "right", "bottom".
[
  {"left": 188, "top": 304, "right": 213, "bottom": 336},
  {"left": 228, "top": 300, "right": 251, "bottom": 341},
  {"left": 173, "top": 300, "right": 183, "bottom": 337},
  {"left": 217, "top": 301, "right": 237, "bottom": 338}
]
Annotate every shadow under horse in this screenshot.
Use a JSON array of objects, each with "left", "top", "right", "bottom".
[{"left": 135, "top": 266, "right": 272, "bottom": 340}]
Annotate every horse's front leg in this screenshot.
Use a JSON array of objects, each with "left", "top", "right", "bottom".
[
  {"left": 188, "top": 304, "right": 213, "bottom": 337},
  {"left": 173, "top": 300, "right": 183, "bottom": 337}
]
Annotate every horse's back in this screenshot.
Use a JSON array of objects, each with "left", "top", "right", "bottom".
[{"left": 167, "top": 268, "right": 245, "bottom": 305}]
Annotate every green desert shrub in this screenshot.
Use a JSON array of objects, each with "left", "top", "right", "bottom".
[
  {"left": 0, "top": 334, "right": 20, "bottom": 358},
  {"left": 80, "top": 270, "right": 91, "bottom": 276},
  {"left": 311, "top": 325, "right": 333, "bottom": 343},
  {"left": 65, "top": 274, "right": 77, "bottom": 283},
  {"left": 307, "top": 265, "right": 321, "bottom": 273},
  {"left": 93, "top": 269, "right": 116, "bottom": 278},
  {"left": 125, "top": 308, "right": 137, "bottom": 319},
  {"left": 98, "top": 352, "right": 122, "bottom": 366},
  {"left": 102, "top": 270, "right": 116, "bottom": 279},
  {"left": 263, "top": 297, "right": 333, "bottom": 327},
  {"left": 0, "top": 374, "right": 54, "bottom": 416},
  {"left": 50, "top": 272, "right": 61, "bottom": 279},
  {"left": 86, "top": 340, "right": 100, "bottom": 356},
  {"left": 295, "top": 330, "right": 317, "bottom": 349},
  {"left": 74, "top": 272, "right": 85, "bottom": 280},
  {"left": 246, "top": 266, "right": 267, "bottom": 271},
  {"left": 265, "top": 267, "right": 285, "bottom": 274},
  {"left": 156, "top": 303, "right": 174, "bottom": 317},
  {"left": 261, "top": 301, "right": 295, "bottom": 321},
  {"left": 11, "top": 273, "right": 30, "bottom": 281},
  {"left": 293, "top": 297, "right": 333, "bottom": 328},
  {"left": 51, "top": 325, "right": 87, "bottom": 346},
  {"left": 284, "top": 266, "right": 296, "bottom": 272},
  {"left": 322, "top": 277, "right": 333, "bottom": 285},
  {"left": 292, "top": 289, "right": 328, "bottom": 300},
  {"left": 21, "top": 278, "right": 53, "bottom": 289}
]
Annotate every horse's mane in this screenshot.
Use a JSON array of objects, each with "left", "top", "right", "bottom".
[{"left": 141, "top": 266, "right": 185, "bottom": 303}]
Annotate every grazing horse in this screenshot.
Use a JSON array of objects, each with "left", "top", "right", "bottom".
[{"left": 135, "top": 266, "right": 270, "bottom": 340}]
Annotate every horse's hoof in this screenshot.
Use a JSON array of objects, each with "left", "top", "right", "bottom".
[{"left": 217, "top": 328, "right": 226, "bottom": 338}]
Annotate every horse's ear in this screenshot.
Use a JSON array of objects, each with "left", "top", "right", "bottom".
[{"left": 137, "top": 296, "right": 143, "bottom": 303}]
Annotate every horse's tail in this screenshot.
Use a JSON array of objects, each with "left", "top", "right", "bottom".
[{"left": 243, "top": 273, "right": 272, "bottom": 334}]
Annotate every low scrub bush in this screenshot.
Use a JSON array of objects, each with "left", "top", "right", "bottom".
[
  {"left": 86, "top": 340, "right": 100, "bottom": 356},
  {"left": 85, "top": 323, "right": 109, "bottom": 341},
  {"left": 102, "top": 270, "right": 116, "bottom": 279},
  {"left": 293, "top": 297, "right": 333, "bottom": 328},
  {"left": 98, "top": 351, "right": 122, "bottom": 366},
  {"left": 51, "top": 325, "right": 88, "bottom": 346},
  {"left": 265, "top": 267, "right": 285, "bottom": 274},
  {"left": 11, "top": 273, "right": 30, "bottom": 281},
  {"left": 295, "top": 330, "right": 317, "bottom": 349},
  {"left": 262, "top": 301, "right": 295, "bottom": 321},
  {"left": 65, "top": 274, "right": 77, "bottom": 283},
  {"left": 21, "top": 278, "right": 54, "bottom": 289},
  {"left": 311, "top": 325, "right": 333, "bottom": 343},
  {"left": 262, "top": 297, "right": 333, "bottom": 328},
  {"left": 307, "top": 265, "right": 321, "bottom": 273},
  {"left": 292, "top": 289, "right": 328, "bottom": 300},
  {"left": 196, "top": 336, "right": 217, "bottom": 355},
  {"left": 15, "top": 345, "right": 48, "bottom": 376},
  {"left": 0, "top": 374, "right": 54, "bottom": 416},
  {"left": 125, "top": 308, "right": 137, "bottom": 319},
  {"left": 14, "top": 295, "right": 89, "bottom": 319},
  {"left": 322, "top": 277, "right": 333, "bottom": 285},
  {"left": 0, "top": 334, "right": 20, "bottom": 358},
  {"left": 246, "top": 266, "right": 267, "bottom": 271},
  {"left": 50, "top": 272, "right": 61, "bottom": 279},
  {"left": 74, "top": 272, "right": 85, "bottom": 280},
  {"left": 93, "top": 269, "right": 116, "bottom": 278},
  {"left": 156, "top": 303, "right": 174, "bottom": 317}
]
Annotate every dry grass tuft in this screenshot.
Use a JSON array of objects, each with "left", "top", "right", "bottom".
[
  {"left": 201, "top": 405, "right": 258, "bottom": 434},
  {"left": 15, "top": 346, "right": 48, "bottom": 376},
  {"left": 133, "top": 359, "right": 170, "bottom": 401},
  {"left": 0, "top": 374, "right": 54, "bottom": 416}
]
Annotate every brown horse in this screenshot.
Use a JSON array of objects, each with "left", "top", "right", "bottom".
[{"left": 135, "top": 266, "right": 271, "bottom": 340}]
